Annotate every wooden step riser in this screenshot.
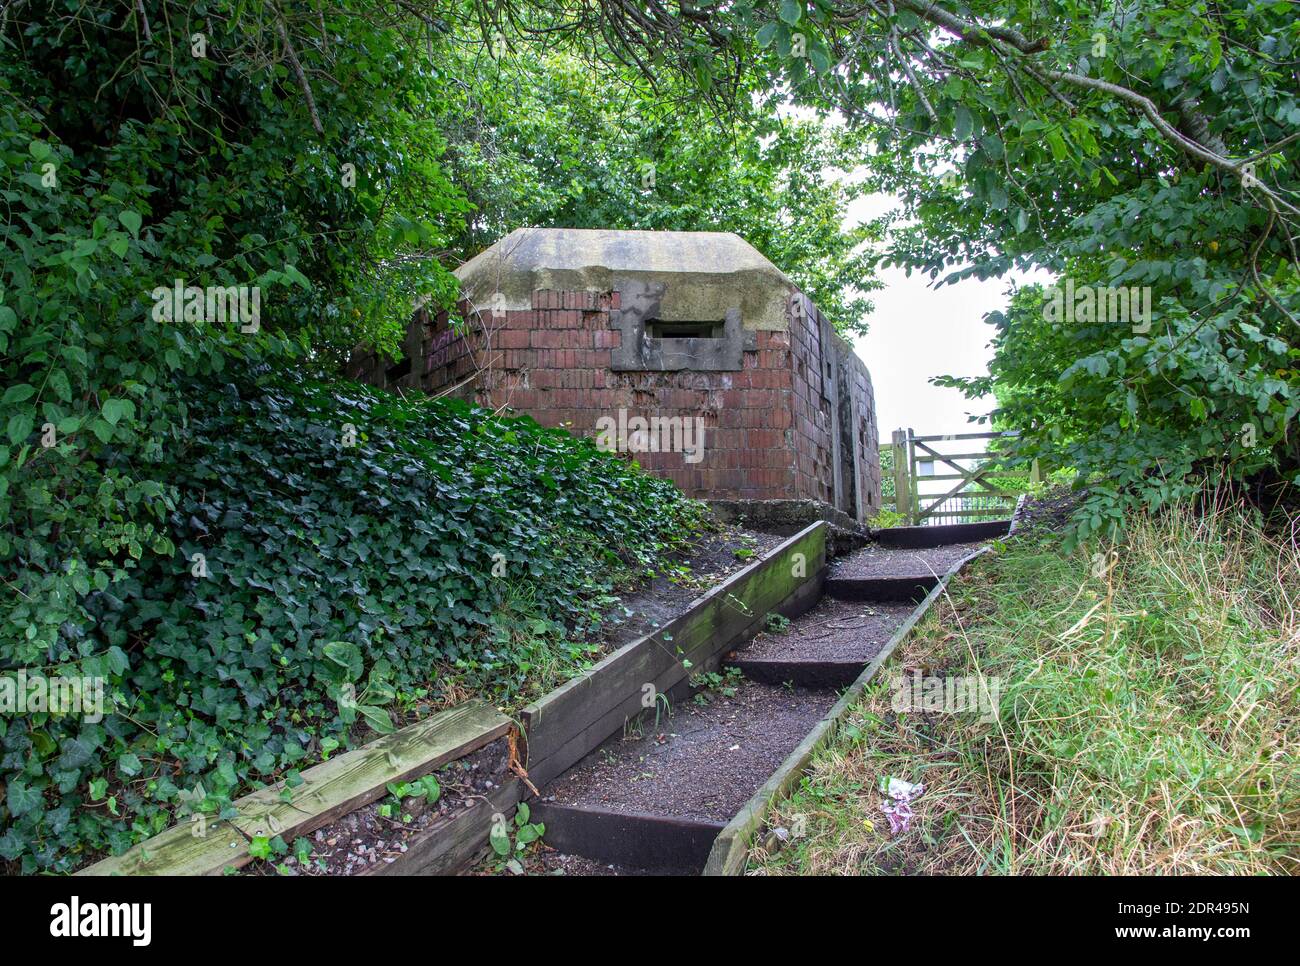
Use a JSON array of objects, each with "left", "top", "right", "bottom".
[
  {"left": 824, "top": 575, "right": 938, "bottom": 602},
  {"left": 871, "top": 520, "right": 1010, "bottom": 548},
  {"left": 727, "top": 658, "right": 865, "bottom": 689},
  {"left": 531, "top": 802, "right": 725, "bottom": 874}
]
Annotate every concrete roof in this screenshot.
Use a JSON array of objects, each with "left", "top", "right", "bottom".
[{"left": 454, "top": 228, "right": 798, "bottom": 330}]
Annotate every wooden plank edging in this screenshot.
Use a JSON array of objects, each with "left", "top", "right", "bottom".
[
  {"left": 702, "top": 544, "right": 993, "bottom": 876},
  {"left": 363, "top": 778, "right": 523, "bottom": 876},
  {"left": 79, "top": 700, "right": 513, "bottom": 876},
  {"left": 531, "top": 802, "right": 726, "bottom": 873},
  {"left": 870, "top": 519, "right": 1011, "bottom": 548},
  {"left": 520, "top": 522, "right": 828, "bottom": 788}
]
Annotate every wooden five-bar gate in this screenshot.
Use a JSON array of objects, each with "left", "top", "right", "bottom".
[{"left": 889, "top": 428, "right": 1036, "bottom": 526}]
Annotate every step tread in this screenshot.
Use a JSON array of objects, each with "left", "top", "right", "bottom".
[
  {"left": 830, "top": 540, "right": 986, "bottom": 580},
  {"left": 543, "top": 678, "right": 836, "bottom": 824},
  {"left": 537, "top": 851, "right": 695, "bottom": 877},
  {"left": 737, "top": 597, "right": 914, "bottom": 664}
]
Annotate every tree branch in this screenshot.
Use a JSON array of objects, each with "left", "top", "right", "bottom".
[{"left": 275, "top": 10, "right": 323, "bottom": 136}]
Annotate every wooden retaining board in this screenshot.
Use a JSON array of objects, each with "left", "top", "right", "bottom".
[
  {"left": 727, "top": 656, "right": 865, "bottom": 689},
  {"left": 532, "top": 802, "right": 725, "bottom": 873},
  {"left": 520, "top": 522, "right": 827, "bottom": 788},
  {"left": 703, "top": 545, "right": 992, "bottom": 876},
  {"left": 80, "top": 700, "right": 512, "bottom": 876},
  {"left": 364, "top": 778, "right": 522, "bottom": 876},
  {"left": 870, "top": 520, "right": 1010, "bottom": 549},
  {"left": 824, "top": 574, "right": 938, "bottom": 602}
]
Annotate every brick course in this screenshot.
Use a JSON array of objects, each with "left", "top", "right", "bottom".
[{"left": 347, "top": 288, "right": 880, "bottom": 517}]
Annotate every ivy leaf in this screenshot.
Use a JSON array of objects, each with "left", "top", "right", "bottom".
[
  {"left": 0, "top": 829, "right": 25, "bottom": 861},
  {"left": 778, "top": 0, "right": 802, "bottom": 26},
  {"left": 57, "top": 736, "right": 95, "bottom": 770},
  {"left": 106, "top": 645, "right": 130, "bottom": 675},
  {"left": 117, "top": 754, "right": 143, "bottom": 778},
  {"left": 7, "top": 780, "right": 42, "bottom": 817}
]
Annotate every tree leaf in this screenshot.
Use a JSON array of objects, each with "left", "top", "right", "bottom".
[
  {"left": 6, "top": 412, "right": 34, "bottom": 445},
  {"left": 953, "top": 104, "right": 974, "bottom": 141},
  {"left": 118, "top": 211, "right": 143, "bottom": 239}
]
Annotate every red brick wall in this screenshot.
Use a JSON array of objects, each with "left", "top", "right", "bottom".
[
  {"left": 348, "top": 289, "right": 800, "bottom": 502},
  {"left": 787, "top": 294, "right": 835, "bottom": 506},
  {"left": 346, "top": 286, "right": 880, "bottom": 515}
]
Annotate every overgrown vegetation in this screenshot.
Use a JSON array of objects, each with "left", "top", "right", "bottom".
[
  {"left": 0, "top": 1, "right": 872, "bottom": 874},
  {"left": 2, "top": 369, "right": 703, "bottom": 872},
  {"left": 750, "top": 496, "right": 1299, "bottom": 875},
  {"left": 5, "top": 0, "right": 1297, "bottom": 879}
]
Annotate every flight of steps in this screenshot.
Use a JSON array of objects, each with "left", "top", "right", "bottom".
[{"left": 527, "top": 528, "right": 993, "bottom": 875}]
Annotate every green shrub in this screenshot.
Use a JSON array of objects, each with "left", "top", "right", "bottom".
[{"left": 0, "top": 370, "right": 705, "bottom": 872}]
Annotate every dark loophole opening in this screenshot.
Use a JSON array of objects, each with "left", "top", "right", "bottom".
[
  {"left": 646, "top": 319, "right": 724, "bottom": 340},
  {"left": 385, "top": 358, "right": 412, "bottom": 381}
]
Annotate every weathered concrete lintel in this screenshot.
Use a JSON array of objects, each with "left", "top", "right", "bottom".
[
  {"left": 455, "top": 227, "right": 797, "bottom": 330},
  {"left": 610, "top": 279, "right": 753, "bottom": 371}
]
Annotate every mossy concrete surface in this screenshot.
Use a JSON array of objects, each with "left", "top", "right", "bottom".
[{"left": 456, "top": 227, "right": 797, "bottom": 330}]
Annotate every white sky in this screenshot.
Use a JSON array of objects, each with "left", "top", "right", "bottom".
[{"left": 843, "top": 193, "right": 1052, "bottom": 443}]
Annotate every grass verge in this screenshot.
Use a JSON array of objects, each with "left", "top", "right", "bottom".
[{"left": 749, "top": 498, "right": 1299, "bottom": 875}]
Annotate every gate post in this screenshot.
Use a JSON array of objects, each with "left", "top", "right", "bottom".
[{"left": 891, "top": 428, "right": 910, "bottom": 521}]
